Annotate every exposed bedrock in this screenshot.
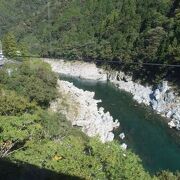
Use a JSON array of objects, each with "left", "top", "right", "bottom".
[
  {"left": 50, "top": 80, "right": 119, "bottom": 143},
  {"left": 45, "top": 59, "right": 180, "bottom": 130}
]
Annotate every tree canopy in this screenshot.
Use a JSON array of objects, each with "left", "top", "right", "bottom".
[{"left": 0, "top": 0, "right": 179, "bottom": 84}]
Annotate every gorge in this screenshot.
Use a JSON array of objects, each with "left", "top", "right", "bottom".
[
  {"left": 45, "top": 59, "right": 180, "bottom": 131},
  {"left": 0, "top": 0, "right": 180, "bottom": 178},
  {"left": 44, "top": 59, "right": 180, "bottom": 173}
]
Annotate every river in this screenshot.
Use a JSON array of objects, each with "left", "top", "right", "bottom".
[{"left": 60, "top": 74, "right": 180, "bottom": 174}]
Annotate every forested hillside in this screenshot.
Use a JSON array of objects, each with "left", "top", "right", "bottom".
[{"left": 0, "top": 0, "right": 179, "bottom": 83}]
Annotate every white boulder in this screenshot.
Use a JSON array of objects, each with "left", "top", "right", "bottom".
[
  {"left": 121, "top": 143, "right": 127, "bottom": 150},
  {"left": 119, "top": 133, "right": 125, "bottom": 140}
]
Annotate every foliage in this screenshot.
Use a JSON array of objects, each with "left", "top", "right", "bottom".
[
  {"left": 9, "top": 137, "right": 154, "bottom": 180},
  {"left": 2, "top": 32, "right": 29, "bottom": 61},
  {"left": 2, "top": 32, "right": 18, "bottom": 58},
  {"left": 0, "top": 107, "right": 154, "bottom": 179},
  {"left": 40, "top": 111, "right": 84, "bottom": 140},
  {"left": 1, "top": 0, "right": 179, "bottom": 84},
  {"left": 0, "top": 60, "right": 58, "bottom": 107},
  {"left": 157, "top": 170, "right": 180, "bottom": 180},
  {"left": 0, "top": 114, "right": 43, "bottom": 158},
  {"left": 19, "top": 60, "right": 58, "bottom": 87},
  {"left": 0, "top": 88, "right": 37, "bottom": 116}
]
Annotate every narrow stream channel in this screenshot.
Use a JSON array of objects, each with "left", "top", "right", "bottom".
[{"left": 60, "top": 75, "right": 180, "bottom": 174}]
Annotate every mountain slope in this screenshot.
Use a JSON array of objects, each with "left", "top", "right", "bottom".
[{"left": 0, "top": 0, "right": 180, "bottom": 84}]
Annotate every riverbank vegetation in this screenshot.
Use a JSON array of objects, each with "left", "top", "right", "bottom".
[
  {"left": 0, "top": 60, "right": 156, "bottom": 179},
  {"left": 0, "top": 60, "right": 179, "bottom": 179},
  {"left": 0, "top": 0, "right": 179, "bottom": 85},
  {"left": 0, "top": 0, "right": 180, "bottom": 179}
]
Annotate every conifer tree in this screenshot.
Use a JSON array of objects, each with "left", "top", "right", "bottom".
[{"left": 2, "top": 32, "right": 18, "bottom": 58}]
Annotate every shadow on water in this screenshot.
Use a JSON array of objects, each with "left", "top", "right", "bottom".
[
  {"left": 0, "top": 158, "right": 82, "bottom": 180},
  {"left": 60, "top": 75, "right": 180, "bottom": 174}
]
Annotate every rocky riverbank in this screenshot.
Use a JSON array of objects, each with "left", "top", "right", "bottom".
[
  {"left": 45, "top": 59, "right": 180, "bottom": 130},
  {"left": 50, "top": 80, "right": 119, "bottom": 143},
  {"left": 44, "top": 59, "right": 107, "bottom": 81},
  {"left": 108, "top": 71, "right": 180, "bottom": 130}
]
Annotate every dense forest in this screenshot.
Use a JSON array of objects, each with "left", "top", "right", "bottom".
[{"left": 0, "top": 0, "right": 179, "bottom": 84}]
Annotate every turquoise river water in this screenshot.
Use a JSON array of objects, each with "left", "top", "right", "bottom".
[{"left": 60, "top": 75, "right": 180, "bottom": 174}]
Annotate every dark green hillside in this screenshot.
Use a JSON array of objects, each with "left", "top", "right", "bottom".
[{"left": 0, "top": 0, "right": 179, "bottom": 84}]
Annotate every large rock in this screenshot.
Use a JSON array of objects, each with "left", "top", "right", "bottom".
[
  {"left": 121, "top": 143, "right": 127, "bottom": 150},
  {"left": 119, "top": 133, "right": 125, "bottom": 140},
  {"left": 154, "top": 89, "right": 161, "bottom": 100},
  {"left": 50, "top": 80, "right": 120, "bottom": 143},
  {"left": 108, "top": 71, "right": 152, "bottom": 106},
  {"left": 159, "top": 81, "right": 169, "bottom": 93},
  {"left": 150, "top": 81, "right": 180, "bottom": 130},
  {"left": 44, "top": 59, "right": 107, "bottom": 81}
]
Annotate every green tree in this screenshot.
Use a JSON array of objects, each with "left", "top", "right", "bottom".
[
  {"left": 2, "top": 32, "right": 18, "bottom": 58},
  {"left": 0, "top": 88, "right": 37, "bottom": 116},
  {"left": 157, "top": 170, "right": 180, "bottom": 180},
  {"left": 0, "top": 60, "right": 57, "bottom": 108},
  {"left": 136, "top": 27, "right": 167, "bottom": 62},
  {"left": 0, "top": 114, "right": 43, "bottom": 158}
]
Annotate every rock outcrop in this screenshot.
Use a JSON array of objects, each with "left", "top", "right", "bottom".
[
  {"left": 108, "top": 71, "right": 152, "bottom": 106},
  {"left": 108, "top": 71, "right": 180, "bottom": 130},
  {"left": 44, "top": 59, "right": 107, "bottom": 81},
  {"left": 46, "top": 59, "right": 180, "bottom": 130},
  {"left": 150, "top": 81, "right": 180, "bottom": 130},
  {"left": 51, "top": 80, "right": 119, "bottom": 143}
]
